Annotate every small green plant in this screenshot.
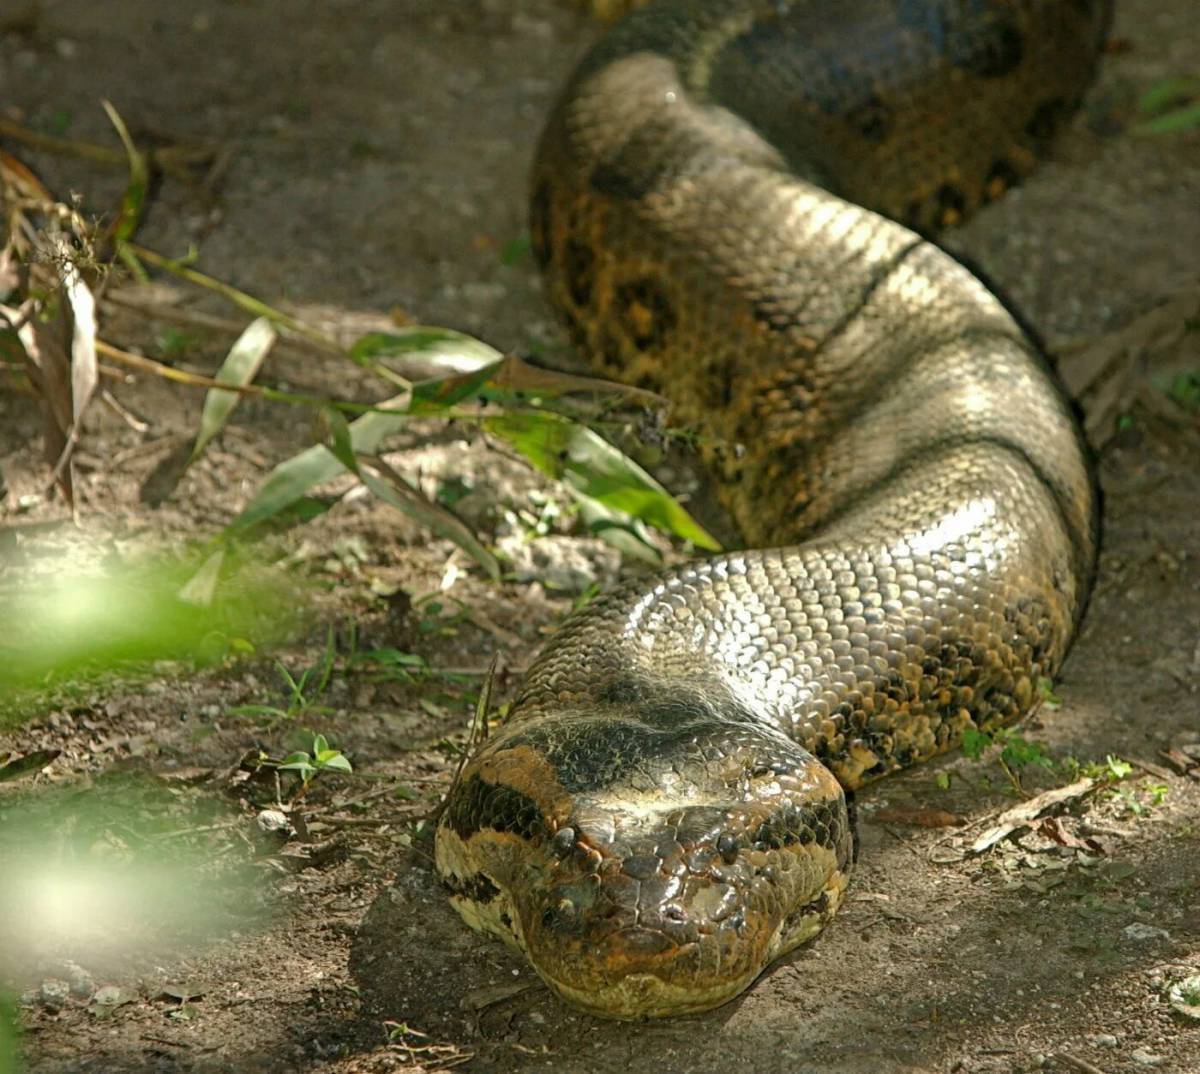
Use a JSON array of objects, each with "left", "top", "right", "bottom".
[
  {"left": 353, "top": 648, "right": 429, "bottom": 684},
  {"left": 1036, "top": 676, "right": 1062, "bottom": 707},
  {"left": 275, "top": 733, "right": 353, "bottom": 793},
  {"left": 572, "top": 581, "right": 603, "bottom": 612},
  {"left": 962, "top": 726, "right": 1055, "bottom": 796},
  {"left": 1063, "top": 754, "right": 1134, "bottom": 782},
  {"left": 1133, "top": 76, "right": 1200, "bottom": 136},
  {"left": 1165, "top": 369, "right": 1200, "bottom": 411},
  {"left": 500, "top": 234, "right": 532, "bottom": 266},
  {"left": 1113, "top": 781, "right": 1170, "bottom": 816},
  {"left": 156, "top": 327, "right": 203, "bottom": 359},
  {"left": 414, "top": 596, "right": 469, "bottom": 638},
  {"left": 252, "top": 733, "right": 353, "bottom": 805},
  {"left": 229, "top": 628, "right": 337, "bottom": 721}
]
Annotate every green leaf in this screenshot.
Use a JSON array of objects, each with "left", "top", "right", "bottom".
[
  {"left": 1104, "top": 755, "right": 1133, "bottom": 781},
  {"left": 1037, "top": 676, "right": 1062, "bottom": 707},
  {"left": 579, "top": 501, "right": 663, "bottom": 564},
  {"left": 1133, "top": 101, "right": 1200, "bottom": 136},
  {"left": 321, "top": 407, "right": 357, "bottom": 471},
  {"left": 227, "top": 704, "right": 288, "bottom": 719},
  {"left": 280, "top": 751, "right": 311, "bottom": 767},
  {"left": 190, "top": 318, "right": 277, "bottom": 464},
  {"left": 999, "top": 735, "right": 1054, "bottom": 771},
  {"left": 360, "top": 649, "right": 428, "bottom": 669},
  {"left": 0, "top": 986, "right": 19, "bottom": 1073},
  {"left": 1166, "top": 370, "right": 1200, "bottom": 411},
  {"left": 500, "top": 234, "right": 532, "bottom": 265},
  {"left": 961, "top": 728, "right": 992, "bottom": 760},
  {"left": 1137, "top": 76, "right": 1200, "bottom": 114},
  {"left": 409, "top": 361, "right": 503, "bottom": 414},
  {"left": 349, "top": 328, "right": 502, "bottom": 386},
  {"left": 484, "top": 410, "right": 720, "bottom": 552},
  {"left": 312, "top": 734, "right": 329, "bottom": 755},
  {"left": 354, "top": 453, "right": 500, "bottom": 579},
  {"left": 177, "top": 547, "right": 225, "bottom": 608},
  {"left": 318, "top": 753, "right": 352, "bottom": 773},
  {"left": 102, "top": 100, "right": 150, "bottom": 249},
  {"left": 224, "top": 395, "right": 409, "bottom": 533}
]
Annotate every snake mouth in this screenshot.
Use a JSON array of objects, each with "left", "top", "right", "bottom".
[
  {"left": 541, "top": 966, "right": 749, "bottom": 1020},
  {"left": 528, "top": 871, "right": 851, "bottom": 1019}
]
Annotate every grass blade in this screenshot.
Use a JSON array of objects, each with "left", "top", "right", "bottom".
[
  {"left": 1133, "top": 101, "right": 1200, "bottom": 135},
  {"left": 127, "top": 242, "right": 341, "bottom": 353}
]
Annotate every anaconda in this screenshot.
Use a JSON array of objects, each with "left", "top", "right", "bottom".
[{"left": 435, "top": 0, "right": 1105, "bottom": 1019}]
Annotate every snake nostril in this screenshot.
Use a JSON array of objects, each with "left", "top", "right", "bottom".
[{"left": 717, "top": 832, "right": 740, "bottom": 864}]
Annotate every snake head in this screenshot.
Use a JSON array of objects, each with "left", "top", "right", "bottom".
[{"left": 434, "top": 681, "right": 854, "bottom": 1018}]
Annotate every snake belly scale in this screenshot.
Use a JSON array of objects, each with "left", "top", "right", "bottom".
[{"left": 434, "top": 0, "right": 1106, "bottom": 1018}]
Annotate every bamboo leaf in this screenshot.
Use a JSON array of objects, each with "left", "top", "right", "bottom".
[
  {"left": 350, "top": 327, "right": 502, "bottom": 386},
  {"left": 190, "top": 317, "right": 276, "bottom": 463},
  {"left": 484, "top": 410, "right": 720, "bottom": 552},
  {"left": 225, "top": 396, "right": 409, "bottom": 533},
  {"left": 355, "top": 452, "right": 500, "bottom": 580}
]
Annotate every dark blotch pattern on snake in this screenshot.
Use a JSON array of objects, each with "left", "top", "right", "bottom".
[{"left": 436, "top": 0, "right": 1106, "bottom": 1018}]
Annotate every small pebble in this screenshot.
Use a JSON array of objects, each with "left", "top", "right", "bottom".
[
  {"left": 64, "top": 961, "right": 94, "bottom": 998},
  {"left": 39, "top": 979, "right": 71, "bottom": 1011},
  {"left": 1088, "top": 1033, "right": 1118, "bottom": 1048},
  {"left": 256, "top": 809, "right": 292, "bottom": 834},
  {"left": 1130, "top": 1049, "right": 1164, "bottom": 1067},
  {"left": 1123, "top": 922, "right": 1170, "bottom": 942},
  {"left": 92, "top": 985, "right": 125, "bottom": 1006}
]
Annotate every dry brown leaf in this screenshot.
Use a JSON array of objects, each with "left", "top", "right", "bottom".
[{"left": 872, "top": 807, "right": 966, "bottom": 828}]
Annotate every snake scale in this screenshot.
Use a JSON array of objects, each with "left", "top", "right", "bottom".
[{"left": 435, "top": 0, "right": 1106, "bottom": 1018}]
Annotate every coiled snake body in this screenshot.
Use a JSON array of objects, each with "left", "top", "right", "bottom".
[{"left": 435, "top": 0, "right": 1105, "bottom": 1018}]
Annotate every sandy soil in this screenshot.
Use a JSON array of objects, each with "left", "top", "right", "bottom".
[{"left": 1, "top": 1, "right": 1198, "bottom": 1072}]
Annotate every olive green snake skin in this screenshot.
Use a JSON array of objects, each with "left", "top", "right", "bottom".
[{"left": 435, "top": 0, "right": 1106, "bottom": 1018}]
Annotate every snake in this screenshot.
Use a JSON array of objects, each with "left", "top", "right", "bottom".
[{"left": 434, "top": 0, "right": 1106, "bottom": 1019}]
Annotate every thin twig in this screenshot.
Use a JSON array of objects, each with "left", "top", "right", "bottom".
[
  {"left": 94, "top": 338, "right": 410, "bottom": 417},
  {"left": 124, "top": 243, "right": 343, "bottom": 354},
  {"left": 0, "top": 116, "right": 219, "bottom": 182},
  {"left": 429, "top": 655, "right": 498, "bottom": 825},
  {"left": 99, "top": 388, "right": 149, "bottom": 431},
  {"left": 100, "top": 291, "right": 343, "bottom": 360}
]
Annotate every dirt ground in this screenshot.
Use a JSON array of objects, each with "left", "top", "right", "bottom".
[{"left": 1, "top": 1, "right": 1199, "bottom": 1072}]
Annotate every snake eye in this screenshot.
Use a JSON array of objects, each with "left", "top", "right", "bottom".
[
  {"left": 551, "top": 826, "right": 577, "bottom": 858},
  {"left": 541, "top": 897, "right": 577, "bottom": 929},
  {"left": 717, "top": 832, "right": 740, "bottom": 864}
]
